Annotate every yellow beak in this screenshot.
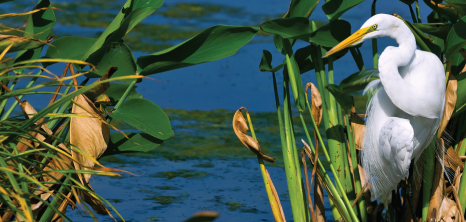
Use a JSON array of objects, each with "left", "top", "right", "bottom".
[{"left": 322, "top": 26, "right": 372, "bottom": 58}]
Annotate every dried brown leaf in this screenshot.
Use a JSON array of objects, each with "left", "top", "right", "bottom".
[
  {"left": 350, "top": 114, "right": 365, "bottom": 150},
  {"left": 305, "top": 82, "right": 322, "bottom": 127},
  {"left": 438, "top": 197, "right": 457, "bottom": 222},
  {"left": 232, "top": 107, "right": 275, "bottom": 162},
  {"left": 438, "top": 74, "right": 457, "bottom": 138},
  {"left": 70, "top": 94, "right": 110, "bottom": 184},
  {"left": 445, "top": 146, "right": 464, "bottom": 172}
]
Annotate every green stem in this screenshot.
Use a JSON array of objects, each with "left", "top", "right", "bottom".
[
  {"left": 107, "top": 79, "right": 137, "bottom": 123},
  {"left": 304, "top": 94, "right": 357, "bottom": 222},
  {"left": 39, "top": 176, "right": 70, "bottom": 222},
  {"left": 422, "top": 140, "right": 435, "bottom": 221},
  {"left": 350, "top": 48, "right": 365, "bottom": 71},
  {"left": 282, "top": 73, "right": 307, "bottom": 222},
  {"left": 408, "top": 5, "right": 417, "bottom": 23},
  {"left": 415, "top": 0, "right": 422, "bottom": 23},
  {"left": 346, "top": 115, "right": 367, "bottom": 222}
]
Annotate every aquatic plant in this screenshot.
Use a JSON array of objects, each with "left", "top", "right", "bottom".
[
  {"left": 0, "top": 0, "right": 259, "bottom": 221},
  {"left": 232, "top": 0, "right": 466, "bottom": 221}
]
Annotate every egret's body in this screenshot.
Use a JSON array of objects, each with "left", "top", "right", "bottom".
[{"left": 324, "top": 14, "right": 445, "bottom": 205}]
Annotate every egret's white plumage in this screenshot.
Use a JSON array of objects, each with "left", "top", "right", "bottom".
[{"left": 325, "top": 14, "right": 446, "bottom": 206}]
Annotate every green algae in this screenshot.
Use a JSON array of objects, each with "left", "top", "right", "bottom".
[
  {"left": 145, "top": 195, "right": 180, "bottom": 205},
  {"left": 145, "top": 216, "right": 160, "bottom": 222},
  {"left": 225, "top": 202, "right": 259, "bottom": 213},
  {"left": 159, "top": 3, "right": 241, "bottom": 19},
  {"left": 139, "top": 189, "right": 156, "bottom": 194},
  {"left": 150, "top": 170, "right": 209, "bottom": 179},
  {"left": 154, "top": 186, "right": 179, "bottom": 190}
]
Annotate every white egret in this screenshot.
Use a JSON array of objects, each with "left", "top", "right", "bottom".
[{"left": 323, "top": 14, "right": 446, "bottom": 206}]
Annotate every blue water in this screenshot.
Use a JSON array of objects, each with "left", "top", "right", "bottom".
[{"left": 2, "top": 0, "right": 433, "bottom": 221}]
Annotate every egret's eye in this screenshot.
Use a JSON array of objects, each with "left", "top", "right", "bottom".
[{"left": 372, "top": 24, "right": 378, "bottom": 30}]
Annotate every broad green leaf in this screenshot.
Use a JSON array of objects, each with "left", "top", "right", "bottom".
[
  {"left": 446, "top": 15, "right": 466, "bottom": 60},
  {"left": 308, "top": 20, "right": 352, "bottom": 48},
  {"left": 104, "top": 83, "right": 139, "bottom": 105},
  {"left": 43, "top": 36, "right": 96, "bottom": 67},
  {"left": 282, "top": 39, "right": 306, "bottom": 111},
  {"left": 339, "top": 69, "right": 379, "bottom": 94},
  {"left": 0, "top": 0, "right": 13, "bottom": 4},
  {"left": 451, "top": 50, "right": 466, "bottom": 77},
  {"left": 322, "top": 0, "right": 365, "bottom": 22},
  {"left": 423, "top": 0, "right": 458, "bottom": 22},
  {"left": 295, "top": 45, "right": 348, "bottom": 74},
  {"left": 107, "top": 98, "right": 173, "bottom": 140},
  {"left": 413, "top": 23, "right": 452, "bottom": 39},
  {"left": 138, "top": 25, "right": 258, "bottom": 75},
  {"left": 284, "top": 0, "right": 319, "bottom": 18},
  {"left": 325, "top": 84, "right": 354, "bottom": 114},
  {"left": 81, "top": 0, "right": 163, "bottom": 62},
  {"left": 261, "top": 17, "right": 311, "bottom": 39},
  {"left": 445, "top": 0, "right": 466, "bottom": 17},
  {"left": 259, "top": 50, "right": 284, "bottom": 72},
  {"left": 85, "top": 43, "right": 137, "bottom": 83},
  {"left": 454, "top": 71, "right": 466, "bottom": 116},
  {"left": 102, "top": 133, "right": 163, "bottom": 157},
  {"left": 14, "top": 0, "right": 55, "bottom": 73},
  {"left": 0, "top": 35, "right": 52, "bottom": 53}
]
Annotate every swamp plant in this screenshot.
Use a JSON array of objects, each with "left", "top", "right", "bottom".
[{"left": 0, "top": 0, "right": 260, "bottom": 221}]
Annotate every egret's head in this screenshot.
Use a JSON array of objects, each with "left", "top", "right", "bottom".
[{"left": 323, "top": 14, "right": 402, "bottom": 58}]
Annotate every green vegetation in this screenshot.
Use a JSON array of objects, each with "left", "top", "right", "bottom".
[
  {"left": 150, "top": 170, "right": 209, "bottom": 179},
  {"left": 145, "top": 195, "right": 180, "bottom": 205}
]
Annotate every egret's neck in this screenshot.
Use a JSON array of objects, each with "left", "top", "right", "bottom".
[{"left": 387, "top": 24, "right": 416, "bottom": 67}]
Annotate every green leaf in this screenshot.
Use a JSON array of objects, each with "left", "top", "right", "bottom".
[
  {"left": 14, "top": 0, "right": 55, "bottom": 73},
  {"left": 0, "top": 35, "right": 52, "bottom": 54},
  {"left": 81, "top": 0, "right": 163, "bottom": 62},
  {"left": 284, "top": 0, "right": 320, "bottom": 18},
  {"left": 102, "top": 133, "right": 163, "bottom": 157},
  {"left": 451, "top": 50, "right": 466, "bottom": 77},
  {"left": 137, "top": 25, "right": 258, "bottom": 75},
  {"left": 85, "top": 43, "right": 137, "bottom": 83},
  {"left": 295, "top": 44, "right": 348, "bottom": 74},
  {"left": 260, "top": 17, "right": 311, "bottom": 39},
  {"left": 108, "top": 98, "right": 173, "bottom": 140},
  {"left": 282, "top": 39, "right": 306, "bottom": 111},
  {"left": 413, "top": 23, "right": 452, "bottom": 40},
  {"left": 259, "top": 50, "right": 284, "bottom": 72},
  {"left": 424, "top": 0, "right": 458, "bottom": 22},
  {"left": 445, "top": 0, "right": 466, "bottom": 17},
  {"left": 322, "top": 0, "right": 365, "bottom": 22},
  {"left": 446, "top": 15, "right": 466, "bottom": 60},
  {"left": 104, "top": 83, "right": 139, "bottom": 105},
  {"left": 43, "top": 36, "right": 96, "bottom": 67},
  {"left": 339, "top": 69, "right": 379, "bottom": 94},
  {"left": 308, "top": 20, "right": 352, "bottom": 48},
  {"left": 454, "top": 71, "right": 466, "bottom": 116},
  {"left": 0, "top": 0, "right": 14, "bottom": 4},
  {"left": 325, "top": 84, "right": 354, "bottom": 114}
]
